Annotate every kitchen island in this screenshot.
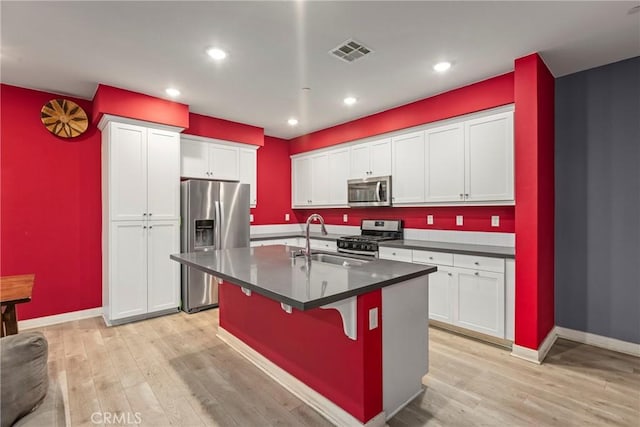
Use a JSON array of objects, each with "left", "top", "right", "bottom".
[{"left": 171, "top": 245, "right": 436, "bottom": 426}]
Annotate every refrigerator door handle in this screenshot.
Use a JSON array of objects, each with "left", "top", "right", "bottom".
[
  {"left": 214, "top": 200, "right": 222, "bottom": 249},
  {"left": 218, "top": 202, "right": 225, "bottom": 249}
]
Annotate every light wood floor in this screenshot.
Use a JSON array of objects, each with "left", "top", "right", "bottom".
[{"left": 34, "top": 309, "right": 639, "bottom": 427}]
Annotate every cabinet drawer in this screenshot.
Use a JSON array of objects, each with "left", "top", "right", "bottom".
[
  {"left": 379, "top": 247, "right": 413, "bottom": 262},
  {"left": 453, "top": 254, "right": 504, "bottom": 273},
  {"left": 310, "top": 239, "right": 337, "bottom": 252},
  {"left": 412, "top": 250, "right": 453, "bottom": 266}
]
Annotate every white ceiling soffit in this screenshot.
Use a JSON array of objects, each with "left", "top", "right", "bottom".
[{"left": 1, "top": 1, "right": 638, "bottom": 139}]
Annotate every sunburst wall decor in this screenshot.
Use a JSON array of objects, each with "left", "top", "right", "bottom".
[{"left": 40, "top": 99, "right": 89, "bottom": 138}]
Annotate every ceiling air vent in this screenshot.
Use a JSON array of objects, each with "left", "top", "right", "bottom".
[{"left": 329, "top": 39, "right": 373, "bottom": 63}]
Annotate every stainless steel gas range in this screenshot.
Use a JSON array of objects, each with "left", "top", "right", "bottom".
[{"left": 337, "top": 219, "right": 403, "bottom": 257}]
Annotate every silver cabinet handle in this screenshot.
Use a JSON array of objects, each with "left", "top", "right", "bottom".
[
  {"left": 459, "top": 193, "right": 464, "bottom": 199},
  {"left": 429, "top": 256, "right": 433, "bottom": 260},
  {"left": 149, "top": 225, "right": 153, "bottom": 229},
  {"left": 448, "top": 273, "right": 452, "bottom": 276},
  {"left": 143, "top": 225, "right": 147, "bottom": 229},
  {"left": 392, "top": 252, "right": 397, "bottom": 256},
  {"left": 474, "top": 261, "right": 479, "bottom": 265},
  {"left": 143, "top": 212, "right": 147, "bottom": 216},
  {"left": 148, "top": 213, "right": 152, "bottom": 216},
  {"left": 465, "top": 193, "right": 469, "bottom": 198},
  {"left": 474, "top": 272, "right": 479, "bottom": 276}
]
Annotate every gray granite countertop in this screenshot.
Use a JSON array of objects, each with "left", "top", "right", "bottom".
[
  {"left": 171, "top": 245, "right": 436, "bottom": 310},
  {"left": 250, "top": 232, "right": 342, "bottom": 242},
  {"left": 379, "top": 239, "right": 515, "bottom": 258}
]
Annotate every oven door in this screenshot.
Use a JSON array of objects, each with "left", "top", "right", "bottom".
[{"left": 347, "top": 176, "right": 392, "bottom": 207}]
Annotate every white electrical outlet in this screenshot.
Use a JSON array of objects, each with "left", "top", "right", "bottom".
[
  {"left": 369, "top": 307, "right": 379, "bottom": 330},
  {"left": 285, "top": 213, "right": 290, "bottom": 222},
  {"left": 250, "top": 214, "right": 254, "bottom": 223},
  {"left": 491, "top": 216, "right": 500, "bottom": 227},
  {"left": 427, "top": 215, "right": 434, "bottom": 225},
  {"left": 456, "top": 215, "right": 464, "bottom": 226},
  {"left": 343, "top": 214, "right": 348, "bottom": 223}
]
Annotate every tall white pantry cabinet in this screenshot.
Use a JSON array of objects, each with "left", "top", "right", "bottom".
[{"left": 99, "top": 115, "right": 181, "bottom": 325}]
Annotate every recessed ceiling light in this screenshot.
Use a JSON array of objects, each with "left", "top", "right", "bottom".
[
  {"left": 165, "top": 88, "right": 180, "bottom": 97},
  {"left": 207, "top": 47, "right": 227, "bottom": 60},
  {"left": 343, "top": 97, "right": 357, "bottom": 106},
  {"left": 288, "top": 118, "right": 298, "bottom": 126},
  {"left": 433, "top": 62, "right": 452, "bottom": 72}
]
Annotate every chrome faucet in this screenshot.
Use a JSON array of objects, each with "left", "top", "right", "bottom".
[{"left": 303, "top": 213, "right": 328, "bottom": 261}]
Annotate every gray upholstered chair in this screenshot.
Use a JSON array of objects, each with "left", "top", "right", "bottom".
[{"left": 0, "top": 332, "right": 65, "bottom": 427}]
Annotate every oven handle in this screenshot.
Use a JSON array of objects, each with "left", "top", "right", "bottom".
[
  {"left": 337, "top": 248, "right": 378, "bottom": 258},
  {"left": 376, "top": 181, "right": 382, "bottom": 202}
]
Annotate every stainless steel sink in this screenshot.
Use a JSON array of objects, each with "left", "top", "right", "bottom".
[{"left": 308, "top": 253, "right": 370, "bottom": 267}]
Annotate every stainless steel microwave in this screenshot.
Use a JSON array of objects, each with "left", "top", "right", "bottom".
[{"left": 347, "top": 176, "right": 392, "bottom": 207}]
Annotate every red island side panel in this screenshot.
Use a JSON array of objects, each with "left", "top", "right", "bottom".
[{"left": 219, "top": 282, "right": 383, "bottom": 423}]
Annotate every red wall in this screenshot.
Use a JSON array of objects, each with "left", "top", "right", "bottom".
[
  {"left": 219, "top": 282, "right": 383, "bottom": 423},
  {"left": 92, "top": 84, "right": 190, "bottom": 129},
  {"left": 288, "top": 72, "right": 514, "bottom": 154},
  {"left": 185, "top": 113, "right": 264, "bottom": 146},
  {"left": 294, "top": 206, "right": 515, "bottom": 233},
  {"left": 514, "top": 54, "right": 555, "bottom": 349},
  {"left": 1, "top": 84, "right": 102, "bottom": 320},
  {"left": 250, "top": 136, "right": 296, "bottom": 225}
]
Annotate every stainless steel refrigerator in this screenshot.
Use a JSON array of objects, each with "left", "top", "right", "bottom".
[{"left": 180, "top": 180, "right": 250, "bottom": 312}]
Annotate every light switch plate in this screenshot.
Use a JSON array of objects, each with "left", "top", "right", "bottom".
[
  {"left": 427, "top": 215, "right": 434, "bottom": 225},
  {"left": 456, "top": 215, "right": 464, "bottom": 226},
  {"left": 285, "top": 213, "right": 290, "bottom": 222},
  {"left": 491, "top": 216, "right": 500, "bottom": 227},
  {"left": 343, "top": 214, "right": 348, "bottom": 223},
  {"left": 250, "top": 214, "right": 254, "bottom": 223},
  {"left": 369, "top": 307, "right": 379, "bottom": 330}
]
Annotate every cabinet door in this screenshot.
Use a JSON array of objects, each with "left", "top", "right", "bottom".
[
  {"left": 292, "top": 156, "right": 312, "bottom": 206},
  {"left": 110, "top": 222, "right": 147, "bottom": 320},
  {"left": 426, "top": 267, "right": 456, "bottom": 324},
  {"left": 349, "top": 143, "right": 371, "bottom": 179},
  {"left": 239, "top": 148, "right": 258, "bottom": 207},
  {"left": 311, "top": 154, "right": 330, "bottom": 205},
  {"left": 425, "top": 124, "right": 465, "bottom": 202},
  {"left": 180, "top": 138, "right": 209, "bottom": 179},
  {"left": 147, "top": 220, "right": 180, "bottom": 313},
  {"left": 369, "top": 138, "right": 392, "bottom": 176},
  {"left": 327, "top": 148, "right": 349, "bottom": 205},
  {"left": 392, "top": 132, "right": 425, "bottom": 203},
  {"left": 465, "top": 111, "right": 514, "bottom": 202},
  {"left": 109, "top": 122, "right": 147, "bottom": 221},
  {"left": 455, "top": 269, "right": 505, "bottom": 338},
  {"left": 209, "top": 144, "right": 239, "bottom": 181},
  {"left": 147, "top": 129, "right": 180, "bottom": 220}
]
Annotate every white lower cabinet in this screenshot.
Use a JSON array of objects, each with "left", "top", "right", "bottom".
[
  {"left": 410, "top": 248, "right": 511, "bottom": 340},
  {"left": 250, "top": 238, "right": 336, "bottom": 252},
  {"left": 107, "top": 220, "right": 179, "bottom": 323},
  {"left": 454, "top": 268, "right": 505, "bottom": 338},
  {"left": 425, "top": 267, "right": 456, "bottom": 324}
]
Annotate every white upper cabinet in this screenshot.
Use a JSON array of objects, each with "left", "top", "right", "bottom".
[
  {"left": 208, "top": 144, "right": 239, "bottom": 181},
  {"left": 292, "top": 146, "right": 350, "bottom": 208},
  {"left": 180, "top": 135, "right": 259, "bottom": 206},
  {"left": 392, "top": 131, "right": 425, "bottom": 204},
  {"left": 180, "top": 136, "right": 239, "bottom": 181},
  {"left": 464, "top": 111, "right": 514, "bottom": 202},
  {"left": 239, "top": 148, "right": 258, "bottom": 207},
  {"left": 293, "top": 156, "right": 313, "bottom": 207},
  {"left": 349, "top": 138, "right": 391, "bottom": 179},
  {"left": 327, "top": 148, "right": 350, "bottom": 205},
  {"left": 107, "top": 122, "right": 179, "bottom": 221},
  {"left": 424, "top": 123, "right": 465, "bottom": 202},
  {"left": 147, "top": 128, "right": 181, "bottom": 220}
]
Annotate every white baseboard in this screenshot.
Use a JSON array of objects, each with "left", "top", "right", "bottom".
[
  {"left": 555, "top": 326, "right": 640, "bottom": 357},
  {"left": 217, "top": 327, "right": 386, "bottom": 427},
  {"left": 511, "top": 326, "right": 557, "bottom": 364},
  {"left": 18, "top": 307, "right": 103, "bottom": 330}
]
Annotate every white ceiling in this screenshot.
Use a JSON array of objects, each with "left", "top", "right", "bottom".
[{"left": 2, "top": 1, "right": 639, "bottom": 139}]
